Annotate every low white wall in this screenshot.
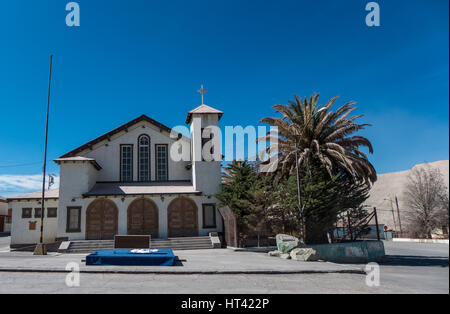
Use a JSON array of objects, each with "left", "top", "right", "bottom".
[{"left": 10, "top": 200, "right": 59, "bottom": 245}]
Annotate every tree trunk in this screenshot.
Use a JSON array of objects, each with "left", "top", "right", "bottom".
[{"left": 304, "top": 219, "right": 329, "bottom": 244}]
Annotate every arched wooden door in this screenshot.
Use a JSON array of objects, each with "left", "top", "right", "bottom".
[
  {"left": 127, "top": 198, "right": 159, "bottom": 238},
  {"left": 86, "top": 198, "right": 118, "bottom": 240},
  {"left": 167, "top": 197, "right": 198, "bottom": 237}
]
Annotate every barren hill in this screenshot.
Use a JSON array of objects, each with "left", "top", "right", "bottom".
[{"left": 365, "top": 160, "right": 449, "bottom": 231}]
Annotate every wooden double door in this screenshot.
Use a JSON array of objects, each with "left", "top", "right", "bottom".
[
  {"left": 127, "top": 198, "right": 159, "bottom": 238},
  {"left": 167, "top": 197, "right": 198, "bottom": 237},
  {"left": 86, "top": 199, "right": 118, "bottom": 240}
]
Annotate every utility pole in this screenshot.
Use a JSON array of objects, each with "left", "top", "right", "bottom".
[
  {"left": 347, "top": 211, "right": 353, "bottom": 241},
  {"left": 395, "top": 196, "right": 403, "bottom": 237},
  {"left": 384, "top": 198, "right": 397, "bottom": 231},
  {"left": 295, "top": 135, "right": 304, "bottom": 243},
  {"left": 34, "top": 55, "right": 53, "bottom": 256},
  {"left": 373, "top": 207, "right": 381, "bottom": 241}
]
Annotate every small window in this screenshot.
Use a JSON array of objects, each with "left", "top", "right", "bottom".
[
  {"left": 120, "top": 144, "right": 133, "bottom": 182},
  {"left": 34, "top": 208, "right": 42, "bottom": 218},
  {"left": 22, "top": 208, "right": 32, "bottom": 219},
  {"left": 47, "top": 208, "right": 57, "bottom": 218},
  {"left": 155, "top": 144, "right": 168, "bottom": 181},
  {"left": 202, "top": 204, "right": 216, "bottom": 229},
  {"left": 8, "top": 209, "right": 12, "bottom": 217},
  {"left": 66, "top": 207, "right": 81, "bottom": 233}
]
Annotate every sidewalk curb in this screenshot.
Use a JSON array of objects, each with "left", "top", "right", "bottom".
[
  {"left": 392, "top": 238, "right": 449, "bottom": 244},
  {"left": 0, "top": 268, "right": 366, "bottom": 275}
]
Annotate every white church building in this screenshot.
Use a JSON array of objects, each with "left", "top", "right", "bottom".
[{"left": 8, "top": 102, "right": 224, "bottom": 247}]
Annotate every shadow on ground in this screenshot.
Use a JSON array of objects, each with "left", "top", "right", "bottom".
[
  {"left": 383, "top": 255, "right": 449, "bottom": 267},
  {"left": 173, "top": 256, "right": 184, "bottom": 266}
]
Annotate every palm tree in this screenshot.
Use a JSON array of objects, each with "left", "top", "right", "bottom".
[{"left": 258, "top": 93, "right": 377, "bottom": 185}]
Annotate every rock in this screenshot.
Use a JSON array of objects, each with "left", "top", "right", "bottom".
[
  {"left": 279, "top": 253, "right": 291, "bottom": 260},
  {"left": 290, "top": 248, "right": 321, "bottom": 262},
  {"left": 276, "top": 234, "right": 305, "bottom": 253},
  {"left": 267, "top": 250, "right": 281, "bottom": 257}
]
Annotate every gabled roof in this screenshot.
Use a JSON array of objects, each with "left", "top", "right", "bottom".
[
  {"left": 60, "top": 115, "right": 183, "bottom": 158},
  {"left": 185, "top": 104, "right": 223, "bottom": 124}
]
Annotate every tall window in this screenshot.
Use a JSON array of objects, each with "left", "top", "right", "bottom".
[
  {"left": 202, "top": 204, "right": 217, "bottom": 228},
  {"left": 66, "top": 207, "right": 81, "bottom": 233},
  {"left": 120, "top": 144, "right": 133, "bottom": 182},
  {"left": 138, "top": 135, "right": 150, "bottom": 181},
  {"left": 156, "top": 144, "right": 168, "bottom": 181}
]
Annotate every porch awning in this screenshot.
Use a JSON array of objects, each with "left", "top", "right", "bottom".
[{"left": 83, "top": 181, "right": 201, "bottom": 197}]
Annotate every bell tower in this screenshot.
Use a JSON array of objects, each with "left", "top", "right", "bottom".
[{"left": 185, "top": 85, "right": 223, "bottom": 196}]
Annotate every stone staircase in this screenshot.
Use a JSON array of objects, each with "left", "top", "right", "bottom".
[{"left": 65, "top": 236, "right": 215, "bottom": 254}]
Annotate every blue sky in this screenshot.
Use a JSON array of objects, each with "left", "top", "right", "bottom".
[{"left": 0, "top": 0, "right": 448, "bottom": 197}]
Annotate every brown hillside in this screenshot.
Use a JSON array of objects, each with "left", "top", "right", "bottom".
[{"left": 365, "top": 160, "right": 449, "bottom": 231}]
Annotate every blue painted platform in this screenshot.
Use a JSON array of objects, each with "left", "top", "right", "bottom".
[{"left": 86, "top": 248, "right": 175, "bottom": 266}]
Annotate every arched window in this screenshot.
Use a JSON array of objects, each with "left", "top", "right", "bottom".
[{"left": 138, "top": 135, "right": 150, "bottom": 181}]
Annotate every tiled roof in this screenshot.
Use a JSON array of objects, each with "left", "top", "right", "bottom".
[
  {"left": 185, "top": 104, "right": 223, "bottom": 124},
  {"left": 7, "top": 189, "right": 60, "bottom": 201},
  {"left": 84, "top": 181, "right": 201, "bottom": 197}
]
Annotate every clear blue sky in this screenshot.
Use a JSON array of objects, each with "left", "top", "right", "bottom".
[{"left": 0, "top": 0, "right": 448, "bottom": 196}]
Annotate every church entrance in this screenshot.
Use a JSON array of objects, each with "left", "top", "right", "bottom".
[
  {"left": 167, "top": 197, "right": 198, "bottom": 237},
  {"left": 127, "top": 198, "right": 159, "bottom": 238},
  {"left": 86, "top": 198, "right": 118, "bottom": 240}
]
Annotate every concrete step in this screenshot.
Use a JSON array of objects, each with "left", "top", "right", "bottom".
[
  {"left": 66, "top": 236, "right": 216, "bottom": 253},
  {"left": 69, "top": 244, "right": 213, "bottom": 249},
  {"left": 67, "top": 245, "right": 214, "bottom": 254}
]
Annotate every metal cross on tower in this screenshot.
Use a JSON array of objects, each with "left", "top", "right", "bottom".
[{"left": 197, "top": 84, "right": 207, "bottom": 104}]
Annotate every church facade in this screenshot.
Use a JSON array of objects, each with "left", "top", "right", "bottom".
[{"left": 8, "top": 103, "right": 224, "bottom": 246}]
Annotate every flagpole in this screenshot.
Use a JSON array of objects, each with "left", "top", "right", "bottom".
[{"left": 34, "top": 55, "right": 53, "bottom": 255}]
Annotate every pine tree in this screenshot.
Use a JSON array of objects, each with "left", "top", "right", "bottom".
[
  {"left": 299, "top": 159, "right": 371, "bottom": 244},
  {"left": 216, "top": 161, "right": 262, "bottom": 244}
]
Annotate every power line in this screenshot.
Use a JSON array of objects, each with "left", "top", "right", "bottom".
[
  {"left": 0, "top": 162, "right": 42, "bottom": 168},
  {"left": 0, "top": 161, "right": 55, "bottom": 168}
]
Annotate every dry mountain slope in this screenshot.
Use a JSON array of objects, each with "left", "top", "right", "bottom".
[{"left": 365, "top": 160, "right": 449, "bottom": 231}]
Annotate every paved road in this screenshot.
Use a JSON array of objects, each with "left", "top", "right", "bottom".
[
  {"left": 0, "top": 238, "right": 447, "bottom": 294},
  {"left": 0, "top": 272, "right": 408, "bottom": 294},
  {"left": 380, "top": 241, "right": 448, "bottom": 294}
]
